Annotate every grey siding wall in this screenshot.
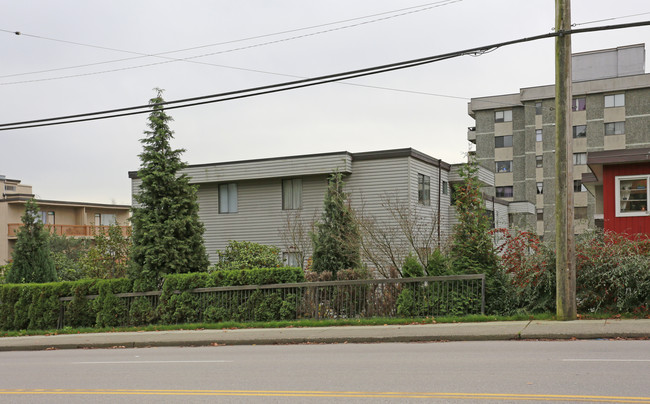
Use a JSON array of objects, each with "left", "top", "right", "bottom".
[
  {"left": 184, "top": 154, "right": 351, "bottom": 184},
  {"left": 197, "top": 175, "right": 327, "bottom": 263},
  {"left": 409, "top": 158, "right": 451, "bottom": 241},
  {"left": 346, "top": 157, "right": 409, "bottom": 219},
  {"left": 130, "top": 151, "right": 463, "bottom": 269}
]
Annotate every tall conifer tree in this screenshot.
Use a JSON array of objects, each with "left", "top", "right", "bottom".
[
  {"left": 7, "top": 199, "right": 57, "bottom": 283},
  {"left": 311, "top": 172, "right": 361, "bottom": 276},
  {"left": 449, "top": 158, "right": 497, "bottom": 274},
  {"left": 130, "top": 89, "right": 209, "bottom": 289}
]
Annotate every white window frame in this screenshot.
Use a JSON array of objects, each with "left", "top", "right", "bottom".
[
  {"left": 282, "top": 251, "right": 302, "bottom": 268},
  {"left": 95, "top": 213, "right": 116, "bottom": 226},
  {"left": 40, "top": 211, "right": 56, "bottom": 225},
  {"left": 495, "top": 135, "right": 513, "bottom": 148},
  {"left": 495, "top": 161, "right": 512, "bottom": 173},
  {"left": 418, "top": 173, "right": 430, "bottom": 205},
  {"left": 535, "top": 129, "right": 542, "bottom": 142},
  {"left": 219, "top": 183, "right": 238, "bottom": 213},
  {"left": 572, "top": 97, "right": 586, "bottom": 111},
  {"left": 604, "top": 94, "right": 625, "bottom": 108},
  {"left": 496, "top": 186, "right": 513, "bottom": 198},
  {"left": 573, "top": 152, "right": 587, "bottom": 165},
  {"left": 615, "top": 175, "right": 650, "bottom": 217},
  {"left": 605, "top": 121, "right": 625, "bottom": 136},
  {"left": 572, "top": 125, "right": 587, "bottom": 138},
  {"left": 573, "top": 180, "right": 587, "bottom": 193},
  {"left": 495, "top": 110, "right": 512, "bottom": 123},
  {"left": 282, "top": 178, "right": 302, "bottom": 210}
]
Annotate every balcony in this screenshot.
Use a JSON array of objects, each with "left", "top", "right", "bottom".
[
  {"left": 8, "top": 223, "right": 131, "bottom": 238},
  {"left": 467, "top": 126, "right": 476, "bottom": 143}
]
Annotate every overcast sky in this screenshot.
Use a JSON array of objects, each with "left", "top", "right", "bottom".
[{"left": 2, "top": 0, "right": 649, "bottom": 205}]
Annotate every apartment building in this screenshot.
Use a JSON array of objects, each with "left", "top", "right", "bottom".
[
  {"left": 0, "top": 176, "right": 131, "bottom": 264},
  {"left": 468, "top": 44, "right": 650, "bottom": 240},
  {"left": 129, "top": 148, "right": 503, "bottom": 269}
]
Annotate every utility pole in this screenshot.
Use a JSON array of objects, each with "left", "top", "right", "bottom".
[{"left": 555, "top": 0, "right": 577, "bottom": 320}]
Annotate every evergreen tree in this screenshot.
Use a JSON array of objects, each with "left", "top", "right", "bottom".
[
  {"left": 311, "top": 172, "right": 361, "bottom": 276},
  {"left": 450, "top": 159, "right": 517, "bottom": 315},
  {"left": 6, "top": 199, "right": 57, "bottom": 283},
  {"left": 130, "top": 89, "right": 209, "bottom": 289},
  {"left": 449, "top": 158, "right": 498, "bottom": 274}
]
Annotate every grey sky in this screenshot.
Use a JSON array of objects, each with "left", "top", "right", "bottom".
[{"left": 1, "top": 0, "right": 649, "bottom": 205}]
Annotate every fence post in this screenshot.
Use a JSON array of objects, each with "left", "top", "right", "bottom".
[
  {"left": 481, "top": 274, "right": 486, "bottom": 315},
  {"left": 57, "top": 300, "right": 65, "bottom": 329}
]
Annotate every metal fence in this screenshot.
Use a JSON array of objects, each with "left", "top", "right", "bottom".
[{"left": 58, "top": 274, "right": 485, "bottom": 328}]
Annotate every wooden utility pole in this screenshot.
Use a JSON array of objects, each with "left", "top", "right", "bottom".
[{"left": 555, "top": 0, "right": 577, "bottom": 320}]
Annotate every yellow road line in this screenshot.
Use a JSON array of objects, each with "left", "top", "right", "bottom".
[{"left": 0, "top": 389, "right": 648, "bottom": 402}]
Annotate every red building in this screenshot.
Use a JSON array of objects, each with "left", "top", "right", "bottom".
[{"left": 584, "top": 148, "right": 650, "bottom": 235}]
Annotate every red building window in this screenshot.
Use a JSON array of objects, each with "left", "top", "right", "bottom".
[{"left": 616, "top": 175, "right": 649, "bottom": 217}]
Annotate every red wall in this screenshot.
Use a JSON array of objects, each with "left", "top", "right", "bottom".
[{"left": 603, "top": 163, "right": 650, "bottom": 235}]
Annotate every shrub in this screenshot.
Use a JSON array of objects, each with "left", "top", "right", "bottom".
[
  {"left": 402, "top": 253, "right": 424, "bottom": 278},
  {"left": 213, "top": 241, "right": 281, "bottom": 271},
  {"left": 157, "top": 267, "right": 304, "bottom": 324},
  {"left": 494, "top": 229, "right": 650, "bottom": 315}
]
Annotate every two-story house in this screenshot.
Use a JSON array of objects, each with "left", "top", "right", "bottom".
[
  {"left": 129, "top": 148, "right": 504, "bottom": 272},
  {"left": 1, "top": 176, "right": 131, "bottom": 265}
]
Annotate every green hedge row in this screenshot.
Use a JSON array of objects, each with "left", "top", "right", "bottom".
[{"left": 0, "top": 267, "right": 304, "bottom": 331}]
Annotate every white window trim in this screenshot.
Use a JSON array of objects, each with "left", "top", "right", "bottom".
[
  {"left": 605, "top": 94, "right": 625, "bottom": 108},
  {"left": 219, "top": 183, "right": 238, "bottom": 214},
  {"left": 282, "top": 178, "right": 303, "bottom": 210},
  {"left": 615, "top": 175, "right": 650, "bottom": 218}
]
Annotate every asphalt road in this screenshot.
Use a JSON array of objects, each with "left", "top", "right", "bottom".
[{"left": 1, "top": 340, "right": 649, "bottom": 403}]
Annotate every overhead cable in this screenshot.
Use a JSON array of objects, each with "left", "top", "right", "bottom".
[{"left": 1, "top": 20, "right": 649, "bottom": 132}]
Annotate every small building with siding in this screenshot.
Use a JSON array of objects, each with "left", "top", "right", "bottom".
[
  {"left": 0, "top": 176, "right": 131, "bottom": 265},
  {"left": 129, "top": 148, "right": 499, "bottom": 270},
  {"left": 583, "top": 148, "right": 650, "bottom": 235}
]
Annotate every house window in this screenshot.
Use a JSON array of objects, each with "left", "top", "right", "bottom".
[
  {"left": 605, "top": 122, "right": 625, "bottom": 135},
  {"left": 219, "top": 183, "right": 238, "bottom": 213},
  {"left": 282, "top": 179, "right": 302, "bottom": 210},
  {"left": 572, "top": 97, "right": 586, "bottom": 111},
  {"left": 535, "top": 129, "right": 542, "bottom": 142},
  {"left": 536, "top": 209, "right": 543, "bottom": 221},
  {"left": 282, "top": 252, "right": 301, "bottom": 268},
  {"left": 572, "top": 125, "right": 587, "bottom": 138},
  {"left": 605, "top": 94, "right": 625, "bottom": 108},
  {"left": 535, "top": 102, "right": 542, "bottom": 115},
  {"left": 496, "top": 186, "right": 513, "bottom": 198},
  {"left": 418, "top": 173, "right": 430, "bottom": 205},
  {"left": 616, "top": 175, "right": 649, "bottom": 217},
  {"left": 495, "top": 110, "right": 512, "bottom": 123},
  {"left": 573, "top": 180, "right": 587, "bottom": 193},
  {"left": 573, "top": 153, "right": 587, "bottom": 165},
  {"left": 4, "top": 185, "right": 16, "bottom": 191},
  {"left": 536, "top": 155, "right": 543, "bottom": 168},
  {"left": 536, "top": 182, "right": 543, "bottom": 195},
  {"left": 442, "top": 181, "right": 448, "bottom": 195},
  {"left": 495, "top": 161, "right": 512, "bottom": 173},
  {"left": 94, "top": 213, "right": 116, "bottom": 226},
  {"left": 574, "top": 207, "right": 588, "bottom": 220},
  {"left": 40, "top": 211, "right": 55, "bottom": 225},
  {"left": 495, "top": 135, "right": 513, "bottom": 148}
]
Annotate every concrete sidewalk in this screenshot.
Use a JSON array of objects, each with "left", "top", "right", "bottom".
[{"left": 0, "top": 319, "right": 648, "bottom": 351}]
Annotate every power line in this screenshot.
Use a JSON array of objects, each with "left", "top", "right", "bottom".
[
  {"left": 0, "top": 0, "right": 461, "bottom": 83},
  {"left": 2, "top": 20, "right": 649, "bottom": 132},
  {"left": 573, "top": 11, "right": 650, "bottom": 27}
]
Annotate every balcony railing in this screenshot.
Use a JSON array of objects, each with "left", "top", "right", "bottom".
[{"left": 7, "top": 223, "right": 130, "bottom": 238}]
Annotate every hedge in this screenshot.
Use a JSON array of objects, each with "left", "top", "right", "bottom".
[{"left": 0, "top": 267, "right": 304, "bottom": 331}]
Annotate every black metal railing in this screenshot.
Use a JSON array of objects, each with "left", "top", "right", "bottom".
[{"left": 58, "top": 274, "right": 485, "bottom": 328}]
